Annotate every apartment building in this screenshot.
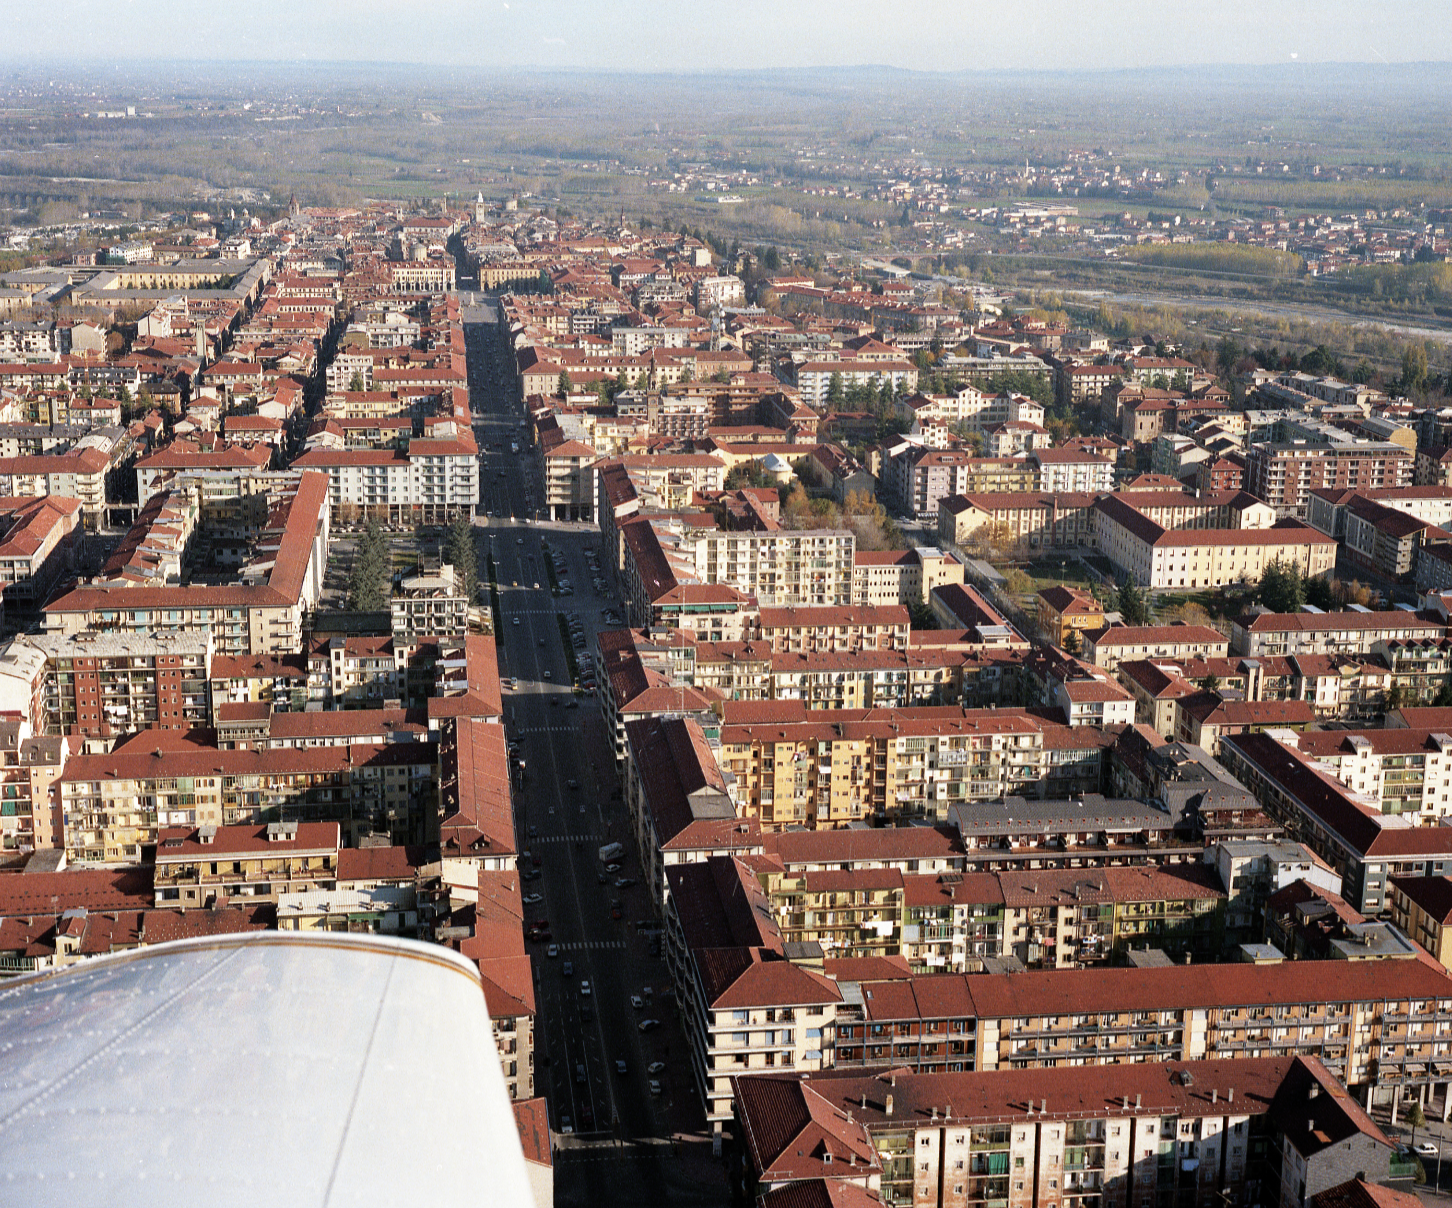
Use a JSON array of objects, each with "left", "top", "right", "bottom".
[
  {"left": 1083, "top": 625, "right": 1229, "bottom": 672},
  {"left": 734, "top": 1056, "right": 1398, "bottom": 1208},
  {"left": 829, "top": 957, "right": 1452, "bottom": 1109},
  {"left": 390, "top": 562, "right": 470, "bottom": 641},
  {"left": 1229, "top": 611, "right": 1449, "bottom": 659},
  {"left": 692, "top": 528, "right": 857, "bottom": 608},
  {"left": 937, "top": 492, "right": 1099, "bottom": 555},
  {"left": 0, "top": 716, "right": 67, "bottom": 856},
  {"left": 151, "top": 820, "right": 341, "bottom": 908},
  {"left": 1037, "top": 586, "right": 1106, "bottom": 648},
  {"left": 0, "top": 495, "right": 83, "bottom": 610},
  {"left": 1093, "top": 496, "right": 1335, "bottom": 591},
  {"left": 665, "top": 856, "right": 843, "bottom": 1135},
  {"left": 58, "top": 730, "right": 439, "bottom": 862},
  {"left": 1030, "top": 449, "right": 1115, "bottom": 494},
  {"left": 751, "top": 605, "right": 911, "bottom": 653},
  {"left": 895, "top": 449, "right": 1024, "bottom": 521},
  {"left": 1245, "top": 440, "right": 1412, "bottom": 520},
  {"left": 1388, "top": 876, "right": 1452, "bottom": 973},
  {"left": 30, "top": 629, "right": 212, "bottom": 739},
  {"left": 852, "top": 548, "right": 965, "bottom": 608},
  {"left": 42, "top": 471, "right": 330, "bottom": 659},
  {"left": 897, "top": 387, "right": 1045, "bottom": 433},
  {"left": 716, "top": 703, "right": 1112, "bottom": 829},
  {"left": 1219, "top": 731, "right": 1452, "bottom": 915},
  {"left": 1277, "top": 728, "right": 1452, "bottom": 824},
  {"left": 295, "top": 431, "right": 479, "bottom": 526},
  {"left": 751, "top": 861, "right": 1224, "bottom": 973},
  {"left": 795, "top": 359, "right": 919, "bottom": 409}
]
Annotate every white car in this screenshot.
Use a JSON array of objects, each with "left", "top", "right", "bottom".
[
  {"left": 546, "top": 944, "right": 558, "bottom": 958},
  {"left": 630, "top": 995, "right": 644, "bottom": 1010},
  {"left": 647, "top": 1061, "right": 666, "bottom": 1075},
  {"left": 559, "top": 1114, "right": 573, "bottom": 1135},
  {"left": 648, "top": 1080, "right": 662, "bottom": 1096},
  {"left": 523, "top": 893, "right": 543, "bottom": 905},
  {"left": 580, "top": 980, "right": 592, "bottom": 996}
]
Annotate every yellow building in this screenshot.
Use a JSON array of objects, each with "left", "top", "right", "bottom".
[
  {"left": 1388, "top": 876, "right": 1452, "bottom": 971},
  {"left": 1035, "top": 584, "right": 1105, "bottom": 649}
]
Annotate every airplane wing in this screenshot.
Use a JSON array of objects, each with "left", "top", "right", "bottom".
[{"left": 0, "top": 931, "right": 535, "bottom": 1207}]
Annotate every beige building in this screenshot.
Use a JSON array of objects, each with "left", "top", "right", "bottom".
[
  {"left": 1093, "top": 496, "right": 1335, "bottom": 591},
  {"left": 42, "top": 471, "right": 330, "bottom": 659},
  {"left": 852, "top": 547, "right": 964, "bottom": 607}
]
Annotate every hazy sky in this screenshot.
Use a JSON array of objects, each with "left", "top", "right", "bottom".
[{"left": 5, "top": 0, "right": 1451, "bottom": 72}]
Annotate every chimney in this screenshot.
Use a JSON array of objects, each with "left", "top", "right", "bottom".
[
  {"left": 1041, "top": 1099, "right": 1047, "bottom": 1114},
  {"left": 885, "top": 1094, "right": 894, "bottom": 1117},
  {"left": 931, "top": 1106, "right": 938, "bottom": 1120},
  {"left": 1122, "top": 1095, "right": 1129, "bottom": 1110},
  {"left": 1135, "top": 1094, "right": 1142, "bottom": 1109},
  {"left": 1228, "top": 1088, "right": 1234, "bottom": 1103},
  {"left": 1212, "top": 1089, "right": 1218, "bottom": 1104}
]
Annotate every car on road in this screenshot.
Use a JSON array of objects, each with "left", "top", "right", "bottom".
[
  {"left": 630, "top": 995, "right": 644, "bottom": 1010},
  {"left": 522, "top": 869, "right": 540, "bottom": 881},
  {"left": 615, "top": 1060, "right": 628, "bottom": 1075},
  {"left": 563, "top": 961, "right": 573, "bottom": 976},
  {"left": 580, "top": 1106, "right": 594, "bottom": 1128},
  {"left": 647, "top": 1061, "right": 666, "bottom": 1075},
  {"left": 575, "top": 1063, "right": 587, "bottom": 1084},
  {"left": 528, "top": 824, "right": 537, "bottom": 837},
  {"left": 637, "top": 1018, "right": 660, "bottom": 1032},
  {"left": 580, "top": 980, "right": 592, "bottom": 996},
  {"left": 649, "top": 1080, "right": 662, "bottom": 1096},
  {"left": 604, "top": 863, "right": 621, "bottom": 873},
  {"left": 516, "top": 537, "right": 524, "bottom": 545},
  {"left": 512, "top": 617, "right": 520, "bottom": 626},
  {"left": 546, "top": 944, "right": 558, "bottom": 958},
  {"left": 567, "top": 779, "right": 579, "bottom": 790},
  {"left": 533, "top": 582, "right": 539, "bottom": 588},
  {"left": 523, "top": 891, "right": 544, "bottom": 903},
  {"left": 614, "top": 878, "right": 636, "bottom": 889},
  {"left": 543, "top": 670, "right": 552, "bottom": 679},
  {"left": 1415, "top": 1142, "right": 1440, "bottom": 1157},
  {"left": 565, "top": 699, "right": 579, "bottom": 709},
  {"left": 559, "top": 1115, "right": 573, "bottom": 1135}
]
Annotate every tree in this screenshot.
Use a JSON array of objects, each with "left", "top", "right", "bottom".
[
  {"left": 1199, "top": 674, "right": 1221, "bottom": 692},
  {"left": 1386, "top": 684, "right": 1405, "bottom": 712},
  {"left": 1061, "top": 627, "right": 1081, "bottom": 655},
  {"left": 826, "top": 372, "right": 845, "bottom": 407},
  {"left": 1002, "top": 568, "right": 1034, "bottom": 596},
  {"left": 1402, "top": 343, "right": 1429, "bottom": 394},
  {"left": 443, "top": 513, "right": 479, "bottom": 602},
  {"left": 557, "top": 371, "right": 573, "bottom": 396},
  {"left": 348, "top": 371, "right": 365, "bottom": 393},
  {"left": 1118, "top": 579, "right": 1152, "bottom": 626},
  {"left": 1434, "top": 681, "right": 1452, "bottom": 709},
  {"left": 346, "top": 519, "right": 391, "bottom": 612},
  {"left": 1407, "top": 1102, "right": 1428, "bottom": 1131},
  {"left": 1258, "top": 559, "right": 1306, "bottom": 614}
]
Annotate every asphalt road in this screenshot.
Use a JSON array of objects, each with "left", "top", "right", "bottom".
[{"left": 463, "top": 315, "right": 728, "bottom": 1208}]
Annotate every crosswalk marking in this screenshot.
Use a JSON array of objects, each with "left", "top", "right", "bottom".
[
  {"left": 553, "top": 940, "right": 627, "bottom": 951},
  {"left": 535, "top": 833, "right": 602, "bottom": 844}
]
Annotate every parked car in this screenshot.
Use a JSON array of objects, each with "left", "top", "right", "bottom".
[
  {"left": 647, "top": 1061, "right": 666, "bottom": 1075},
  {"left": 649, "top": 1080, "right": 662, "bottom": 1096},
  {"left": 638, "top": 1018, "right": 660, "bottom": 1032}
]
